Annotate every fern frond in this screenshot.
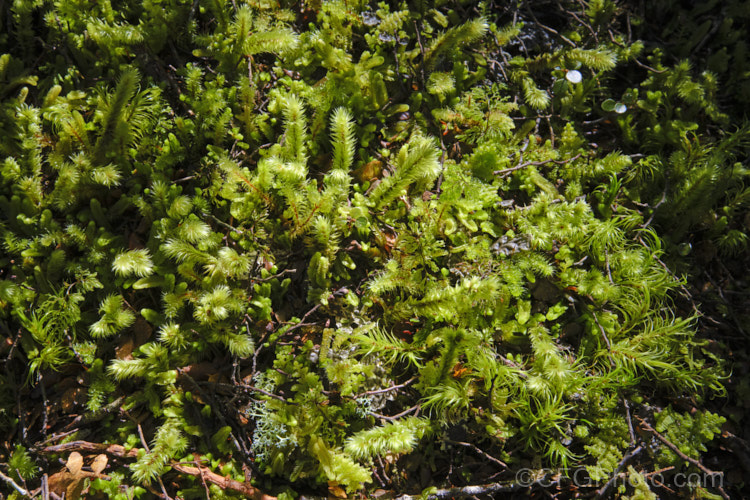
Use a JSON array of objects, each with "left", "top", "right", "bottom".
[
  {"left": 89, "top": 294, "right": 135, "bottom": 338},
  {"left": 178, "top": 217, "right": 212, "bottom": 244},
  {"left": 87, "top": 19, "right": 144, "bottom": 47},
  {"left": 308, "top": 436, "right": 371, "bottom": 493},
  {"left": 193, "top": 285, "right": 238, "bottom": 324},
  {"left": 208, "top": 246, "right": 252, "bottom": 279},
  {"left": 421, "top": 378, "right": 472, "bottom": 424},
  {"left": 426, "top": 72, "right": 455, "bottom": 98},
  {"left": 131, "top": 421, "right": 188, "bottom": 484},
  {"left": 158, "top": 323, "right": 189, "bottom": 350},
  {"left": 162, "top": 238, "right": 208, "bottom": 264},
  {"left": 90, "top": 164, "right": 122, "bottom": 187}
]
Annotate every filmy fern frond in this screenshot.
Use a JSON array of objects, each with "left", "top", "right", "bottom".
[{"left": 421, "top": 378, "right": 472, "bottom": 424}]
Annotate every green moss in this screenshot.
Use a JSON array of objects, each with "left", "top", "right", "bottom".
[{"left": 0, "top": 0, "right": 745, "bottom": 498}]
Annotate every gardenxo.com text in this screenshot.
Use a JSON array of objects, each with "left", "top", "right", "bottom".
[{"left": 515, "top": 467, "right": 723, "bottom": 489}]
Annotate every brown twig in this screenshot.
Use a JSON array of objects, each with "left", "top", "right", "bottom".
[
  {"left": 63, "top": 396, "right": 126, "bottom": 431},
  {"left": 595, "top": 446, "right": 644, "bottom": 499},
  {"left": 0, "top": 469, "right": 29, "bottom": 496},
  {"left": 623, "top": 398, "right": 636, "bottom": 446},
  {"left": 40, "top": 441, "right": 139, "bottom": 458},
  {"left": 171, "top": 463, "right": 276, "bottom": 500},
  {"left": 207, "top": 381, "right": 299, "bottom": 405},
  {"left": 721, "top": 432, "right": 750, "bottom": 473},
  {"left": 591, "top": 310, "right": 615, "bottom": 367},
  {"left": 352, "top": 377, "right": 417, "bottom": 399},
  {"left": 177, "top": 369, "right": 253, "bottom": 463},
  {"left": 370, "top": 404, "right": 420, "bottom": 421},
  {"left": 393, "top": 477, "right": 549, "bottom": 499},
  {"left": 445, "top": 439, "right": 508, "bottom": 469},
  {"left": 636, "top": 417, "right": 729, "bottom": 500},
  {"left": 39, "top": 441, "right": 275, "bottom": 499},
  {"left": 494, "top": 153, "right": 583, "bottom": 177}
]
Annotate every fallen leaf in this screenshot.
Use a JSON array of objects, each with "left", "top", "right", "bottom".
[
  {"left": 451, "top": 363, "right": 469, "bottom": 378},
  {"left": 91, "top": 454, "right": 108, "bottom": 474},
  {"left": 62, "top": 387, "right": 86, "bottom": 412},
  {"left": 328, "top": 481, "right": 348, "bottom": 499},
  {"left": 116, "top": 336, "right": 134, "bottom": 360},
  {"left": 67, "top": 476, "right": 85, "bottom": 500},
  {"left": 48, "top": 471, "right": 76, "bottom": 496},
  {"left": 133, "top": 316, "right": 153, "bottom": 346},
  {"left": 67, "top": 452, "right": 83, "bottom": 475},
  {"left": 353, "top": 159, "right": 383, "bottom": 183}
]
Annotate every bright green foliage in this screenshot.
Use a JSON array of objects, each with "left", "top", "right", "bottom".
[
  {"left": 0, "top": 0, "right": 743, "bottom": 498},
  {"left": 655, "top": 407, "right": 726, "bottom": 466},
  {"left": 621, "top": 466, "right": 657, "bottom": 500},
  {"left": 90, "top": 294, "right": 136, "bottom": 338},
  {"left": 8, "top": 445, "right": 37, "bottom": 482},
  {"left": 345, "top": 417, "right": 432, "bottom": 459},
  {"left": 112, "top": 249, "right": 155, "bottom": 278}
]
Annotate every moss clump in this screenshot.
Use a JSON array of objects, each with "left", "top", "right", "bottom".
[{"left": 1, "top": 0, "right": 746, "bottom": 498}]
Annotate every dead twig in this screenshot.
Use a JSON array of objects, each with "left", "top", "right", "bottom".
[
  {"left": 370, "top": 404, "right": 420, "bottom": 421},
  {"left": 494, "top": 153, "right": 583, "bottom": 177},
  {"left": 206, "top": 381, "right": 299, "bottom": 405},
  {"left": 38, "top": 441, "right": 276, "bottom": 499},
  {"left": 0, "top": 468, "right": 29, "bottom": 496},
  {"left": 171, "top": 463, "right": 276, "bottom": 500},
  {"left": 595, "top": 446, "right": 644, "bottom": 499},
  {"left": 636, "top": 417, "right": 729, "bottom": 500},
  {"left": 394, "top": 477, "right": 549, "bottom": 499},
  {"left": 40, "top": 441, "right": 139, "bottom": 458},
  {"left": 63, "top": 396, "right": 126, "bottom": 431},
  {"left": 591, "top": 310, "right": 615, "bottom": 367},
  {"left": 352, "top": 377, "right": 417, "bottom": 399},
  {"left": 445, "top": 439, "right": 508, "bottom": 469}
]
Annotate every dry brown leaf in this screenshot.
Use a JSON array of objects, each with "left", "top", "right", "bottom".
[
  {"left": 115, "top": 336, "right": 134, "bottom": 360},
  {"left": 66, "top": 452, "right": 83, "bottom": 475},
  {"left": 48, "top": 471, "right": 72, "bottom": 494},
  {"left": 133, "top": 316, "right": 153, "bottom": 345},
  {"left": 91, "top": 454, "right": 108, "bottom": 474},
  {"left": 353, "top": 159, "right": 383, "bottom": 183},
  {"left": 62, "top": 387, "right": 86, "bottom": 412},
  {"left": 328, "top": 482, "right": 348, "bottom": 499},
  {"left": 67, "top": 476, "right": 85, "bottom": 500}
]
